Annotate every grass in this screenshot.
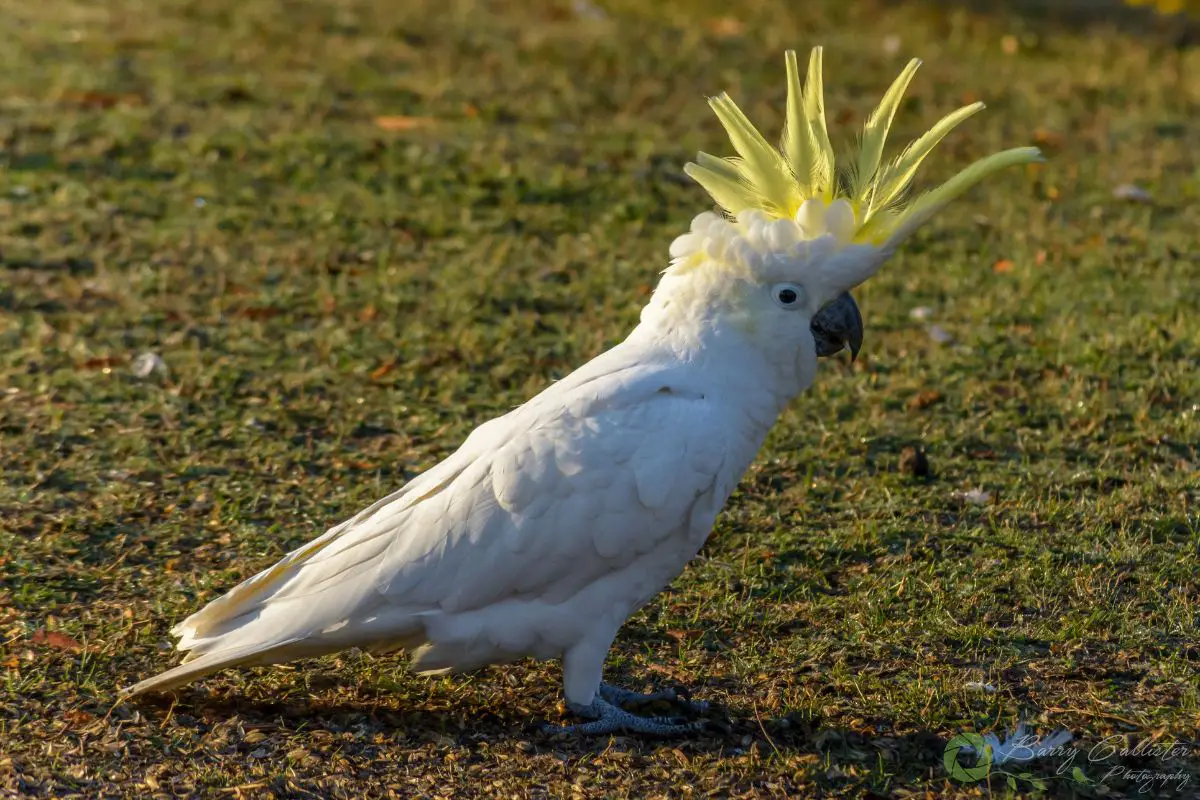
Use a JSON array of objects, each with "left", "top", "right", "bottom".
[{"left": 0, "top": 0, "right": 1197, "bottom": 796}]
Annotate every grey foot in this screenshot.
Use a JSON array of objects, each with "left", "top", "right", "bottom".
[
  {"left": 546, "top": 696, "right": 707, "bottom": 737},
  {"left": 598, "top": 682, "right": 710, "bottom": 713}
]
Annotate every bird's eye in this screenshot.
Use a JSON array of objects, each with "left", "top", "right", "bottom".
[{"left": 771, "top": 283, "right": 804, "bottom": 310}]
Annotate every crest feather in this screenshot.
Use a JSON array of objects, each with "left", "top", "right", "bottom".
[
  {"left": 684, "top": 47, "right": 1042, "bottom": 254},
  {"left": 850, "top": 57, "right": 921, "bottom": 213}
]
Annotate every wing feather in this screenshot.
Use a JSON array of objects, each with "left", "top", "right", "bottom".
[{"left": 373, "top": 380, "right": 729, "bottom": 615}]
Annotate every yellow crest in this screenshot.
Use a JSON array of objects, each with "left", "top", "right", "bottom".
[{"left": 684, "top": 48, "right": 1042, "bottom": 250}]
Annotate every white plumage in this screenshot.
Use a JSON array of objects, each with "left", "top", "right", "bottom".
[
  {"left": 124, "top": 49, "right": 1038, "bottom": 735},
  {"left": 127, "top": 329, "right": 783, "bottom": 718}
]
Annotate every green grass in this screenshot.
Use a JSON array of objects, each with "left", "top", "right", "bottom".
[{"left": 1, "top": 0, "right": 1197, "bottom": 797}]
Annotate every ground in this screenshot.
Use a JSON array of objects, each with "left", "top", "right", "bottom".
[{"left": 0, "top": 0, "right": 1197, "bottom": 797}]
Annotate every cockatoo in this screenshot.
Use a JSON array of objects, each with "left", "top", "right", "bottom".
[{"left": 124, "top": 49, "right": 1040, "bottom": 736}]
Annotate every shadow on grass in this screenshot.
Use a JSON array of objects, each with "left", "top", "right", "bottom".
[{"left": 125, "top": 686, "right": 950, "bottom": 764}]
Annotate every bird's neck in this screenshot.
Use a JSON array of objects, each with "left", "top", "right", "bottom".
[{"left": 624, "top": 304, "right": 813, "bottom": 430}]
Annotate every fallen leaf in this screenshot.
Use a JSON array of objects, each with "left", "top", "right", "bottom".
[
  {"left": 78, "top": 356, "right": 124, "bottom": 371},
  {"left": 59, "top": 90, "right": 146, "bottom": 109},
  {"left": 335, "top": 459, "right": 378, "bottom": 471},
  {"left": 907, "top": 390, "right": 943, "bottom": 411},
  {"left": 236, "top": 306, "right": 282, "bottom": 321},
  {"left": 1033, "top": 128, "right": 1065, "bottom": 149},
  {"left": 370, "top": 361, "right": 396, "bottom": 381},
  {"left": 705, "top": 17, "right": 744, "bottom": 37},
  {"left": 359, "top": 304, "right": 378, "bottom": 322},
  {"left": 374, "top": 116, "right": 436, "bottom": 132},
  {"left": 993, "top": 258, "right": 1015, "bottom": 274},
  {"left": 63, "top": 709, "right": 96, "bottom": 725},
  {"left": 31, "top": 629, "right": 84, "bottom": 653}
]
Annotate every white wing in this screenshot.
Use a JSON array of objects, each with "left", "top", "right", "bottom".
[{"left": 375, "top": 375, "right": 728, "bottom": 611}]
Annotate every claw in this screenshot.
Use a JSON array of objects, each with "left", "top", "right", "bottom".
[
  {"left": 598, "top": 682, "right": 710, "bottom": 714},
  {"left": 542, "top": 696, "right": 708, "bottom": 737}
]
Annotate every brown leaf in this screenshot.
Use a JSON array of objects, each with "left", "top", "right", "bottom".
[
  {"left": 31, "top": 629, "right": 84, "bottom": 653},
  {"left": 1033, "top": 128, "right": 1065, "bottom": 150},
  {"left": 665, "top": 629, "right": 702, "bottom": 642},
  {"left": 59, "top": 90, "right": 146, "bottom": 109},
  {"left": 992, "top": 258, "right": 1015, "bottom": 274},
  {"left": 62, "top": 709, "right": 95, "bottom": 726},
  {"left": 374, "top": 115, "right": 436, "bottom": 132},
  {"left": 236, "top": 306, "right": 282, "bottom": 321},
  {"left": 78, "top": 356, "right": 124, "bottom": 371},
  {"left": 705, "top": 17, "right": 744, "bottom": 38},
  {"left": 359, "top": 304, "right": 378, "bottom": 322},
  {"left": 907, "top": 390, "right": 943, "bottom": 411},
  {"left": 370, "top": 361, "right": 396, "bottom": 381}
]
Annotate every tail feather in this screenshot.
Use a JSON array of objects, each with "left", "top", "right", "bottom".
[
  {"left": 120, "top": 638, "right": 307, "bottom": 697},
  {"left": 171, "top": 525, "right": 349, "bottom": 647},
  {"left": 124, "top": 452, "right": 472, "bottom": 697}
]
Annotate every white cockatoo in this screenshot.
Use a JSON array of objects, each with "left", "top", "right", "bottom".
[{"left": 124, "top": 49, "right": 1040, "bottom": 735}]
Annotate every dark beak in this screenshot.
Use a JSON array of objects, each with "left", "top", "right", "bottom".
[{"left": 811, "top": 292, "right": 864, "bottom": 361}]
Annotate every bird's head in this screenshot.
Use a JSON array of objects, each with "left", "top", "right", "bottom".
[{"left": 642, "top": 48, "right": 1040, "bottom": 379}]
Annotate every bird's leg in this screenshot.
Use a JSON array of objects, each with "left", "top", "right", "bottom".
[
  {"left": 548, "top": 696, "right": 707, "bottom": 736},
  {"left": 546, "top": 641, "right": 709, "bottom": 736},
  {"left": 598, "top": 682, "right": 710, "bottom": 714}
]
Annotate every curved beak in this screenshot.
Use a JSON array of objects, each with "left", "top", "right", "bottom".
[{"left": 811, "top": 292, "right": 864, "bottom": 361}]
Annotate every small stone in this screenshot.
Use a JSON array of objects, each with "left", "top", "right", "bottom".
[
  {"left": 130, "top": 352, "right": 167, "bottom": 378},
  {"left": 1112, "top": 183, "right": 1153, "bottom": 203},
  {"left": 956, "top": 488, "right": 992, "bottom": 506}
]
